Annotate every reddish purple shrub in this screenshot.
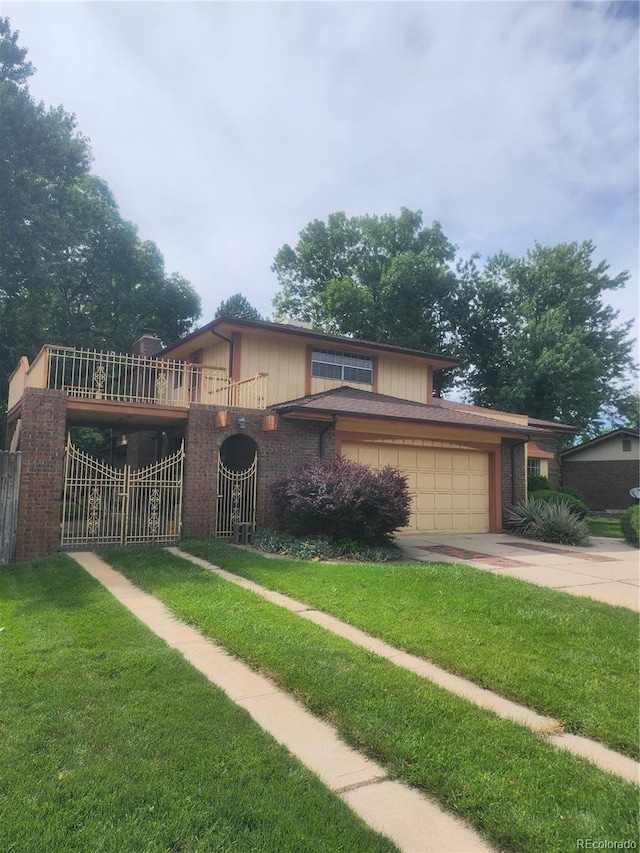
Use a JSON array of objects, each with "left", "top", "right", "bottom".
[{"left": 269, "top": 457, "right": 411, "bottom": 545}]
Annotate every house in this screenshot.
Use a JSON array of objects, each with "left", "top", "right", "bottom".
[
  {"left": 6, "top": 317, "right": 573, "bottom": 562},
  {"left": 561, "top": 428, "right": 640, "bottom": 511}
]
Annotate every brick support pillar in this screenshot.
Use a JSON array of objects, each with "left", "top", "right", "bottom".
[
  {"left": 501, "top": 438, "right": 527, "bottom": 528},
  {"left": 183, "top": 406, "right": 220, "bottom": 537},
  {"left": 15, "top": 388, "right": 67, "bottom": 562}
]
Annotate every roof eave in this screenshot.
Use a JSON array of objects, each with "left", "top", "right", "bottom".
[
  {"left": 159, "top": 317, "right": 460, "bottom": 368},
  {"left": 276, "top": 405, "right": 551, "bottom": 438}
]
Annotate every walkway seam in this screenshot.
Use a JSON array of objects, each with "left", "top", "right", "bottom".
[
  {"left": 169, "top": 547, "right": 640, "bottom": 786},
  {"left": 71, "top": 552, "right": 492, "bottom": 853}
]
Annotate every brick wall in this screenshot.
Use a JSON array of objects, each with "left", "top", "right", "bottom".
[
  {"left": 537, "top": 438, "right": 561, "bottom": 488},
  {"left": 182, "top": 407, "right": 333, "bottom": 536},
  {"left": 15, "top": 388, "right": 67, "bottom": 562},
  {"left": 501, "top": 438, "right": 526, "bottom": 527},
  {"left": 562, "top": 460, "right": 639, "bottom": 510}
]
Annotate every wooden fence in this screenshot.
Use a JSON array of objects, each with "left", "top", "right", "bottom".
[{"left": 0, "top": 451, "right": 21, "bottom": 565}]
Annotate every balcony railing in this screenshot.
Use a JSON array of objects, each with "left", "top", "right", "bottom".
[{"left": 9, "top": 346, "right": 269, "bottom": 411}]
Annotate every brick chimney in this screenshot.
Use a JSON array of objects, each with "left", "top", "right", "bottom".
[{"left": 133, "top": 330, "right": 163, "bottom": 358}]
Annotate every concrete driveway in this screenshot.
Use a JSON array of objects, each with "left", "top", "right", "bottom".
[{"left": 397, "top": 532, "right": 640, "bottom": 611}]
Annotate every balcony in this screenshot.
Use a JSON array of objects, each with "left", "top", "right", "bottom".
[{"left": 8, "top": 346, "right": 269, "bottom": 414}]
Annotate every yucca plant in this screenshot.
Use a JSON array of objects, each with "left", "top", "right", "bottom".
[{"left": 507, "top": 499, "right": 591, "bottom": 546}]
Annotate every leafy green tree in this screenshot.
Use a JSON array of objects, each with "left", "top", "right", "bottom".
[
  {"left": 0, "top": 18, "right": 201, "bottom": 444},
  {"left": 456, "top": 241, "right": 636, "bottom": 436},
  {"left": 612, "top": 393, "right": 640, "bottom": 430},
  {"left": 272, "top": 208, "right": 459, "bottom": 394},
  {"left": 214, "top": 293, "right": 262, "bottom": 320}
]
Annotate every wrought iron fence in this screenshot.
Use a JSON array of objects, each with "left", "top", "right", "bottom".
[{"left": 44, "top": 347, "right": 268, "bottom": 409}]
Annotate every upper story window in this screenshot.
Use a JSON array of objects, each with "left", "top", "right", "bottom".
[
  {"left": 622, "top": 438, "right": 631, "bottom": 452},
  {"left": 311, "top": 348, "right": 373, "bottom": 385}
]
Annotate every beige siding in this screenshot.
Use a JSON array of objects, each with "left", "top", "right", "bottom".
[
  {"left": 343, "top": 442, "right": 490, "bottom": 533},
  {"left": 566, "top": 436, "right": 639, "bottom": 463},
  {"left": 310, "top": 377, "right": 372, "bottom": 396},
  {"left": 377, "top": 358, "right": 429, "bottom": 403},
  {"left": 240, "top": 334, "right": 307, "bottom": 406},
  {"left": 196, "top": 338, "right": 230, "bottom": 371}
]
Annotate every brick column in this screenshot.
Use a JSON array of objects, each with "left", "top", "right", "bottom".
[
  {"left": 15, "top": 388, "right": 67, "bottom": 562},
  {"left": 183, "top": 406, "right": 220, "bottom": 537},
  {"left": 501, "top": 438, "right": 527, "bottom": 528}
]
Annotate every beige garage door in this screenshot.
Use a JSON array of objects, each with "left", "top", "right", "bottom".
[{"left": 343, "top": 443, "right": 490, "bottom": 534}]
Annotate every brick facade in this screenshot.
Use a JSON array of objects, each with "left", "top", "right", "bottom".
[
  {"left": 182, "top": 406, "right": 333, "bottom": 537},
  {"left": 562, "top": 460, "right": 639, "bottom": 511},
  {"left": 501, "top": 438, "right": 526, "bottom": 527},
  {"left": 14, "top": 388, "right": 67, "bottom": 562}
]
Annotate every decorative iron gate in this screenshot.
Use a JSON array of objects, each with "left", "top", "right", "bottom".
[
  {"left": 61, "top": 438, "right": 184, "bottom": 548},
  {"left": 216, "top": 452, "right": 257, "bottom": 537}
]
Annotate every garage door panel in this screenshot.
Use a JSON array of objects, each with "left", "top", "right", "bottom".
[
  {"left": 342, "top": 442, "right": 489, "bottom": 534},
  {"left": 417, "top": 471, "right": 435, "bottom": 490},
  {"left": 416, "top": 492, "right": 435, "bottom": 510},
  {"left": 453, "top": 493, "right": 470, "bottom": 510},
  {"left": 398, "top": 449, "right": 419, "bottom": 468},
  {"left": 436, "top": 453, "right": 453, "bottom": 470},
  {"left": 435, "top": 493, "right": 453, "bottom": 510},
  {"left": 355, "top": 447, "right": 381, "bottom": 467},
  {"left": 470, "top": 454, "right": 489, "bottom": 472},
  {"left": 378, "top": 448, "right": 399, "bottom": 467},
  {"left": 435, "top": 473, "right": 453, "bottom": 490},
  {"left": 453, "top": 473, "right": 471, "bottom": 490},
  {"left": 415, "top": 449, "right": 435, "bottom": 468},
  {"left": 470, "top": 493, "right": 489, "bottom": 511}
]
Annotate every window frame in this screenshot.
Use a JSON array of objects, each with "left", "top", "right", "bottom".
[
  {"left": 527, "top": 457, "right": 541, "bottom": 477},
  {"left": 311, "top": 348, "right": 373, "bottom": 386}
]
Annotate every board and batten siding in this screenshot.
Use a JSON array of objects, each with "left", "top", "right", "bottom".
[
  {"left": 376, "top": 358, "right": 430, "bottom": 403},
  {"left": 240, "top": 334, "right": 307, "bottom": 407},
  {"left": 1, "top": 451, "right": 21, "bottom": 565}
]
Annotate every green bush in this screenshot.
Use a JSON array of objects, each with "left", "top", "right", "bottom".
[
  {"left": 559, "top": 484, "right": 586, "bottom": 504},
  {"left": 251, "top": 529, "right": 404, "bottom": 563},
  {"left": 507, "top": 499, "right": 591, "bottom": 546},
  {"left": 619, "top": 505, "right": 640, "bottom": 548},
  {"left": 526, "top": 489, "right": 588, "bottom": 519},
  {"left": 527, "top": 474, "right": 551, "bottom": 493}
]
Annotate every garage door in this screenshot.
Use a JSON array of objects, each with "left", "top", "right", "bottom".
[{"left": 342, "top": 443, "right": 490, "bottom": 534}]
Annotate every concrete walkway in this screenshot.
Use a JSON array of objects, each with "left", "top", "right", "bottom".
[
  {"left": 397, "top": 533, "right": 640, "bottom": 611},
  {"left": 71, "top": 552, "right": 491, "bottom": 853},
  {"left": 169, "top": 548, "right": 639, "bottom": 786}
]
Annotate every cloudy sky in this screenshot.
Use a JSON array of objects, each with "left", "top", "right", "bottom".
[{"left": 5, "top": 1, "right": 639, "bottom": 348}]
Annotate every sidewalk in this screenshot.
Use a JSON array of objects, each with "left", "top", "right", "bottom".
[
  {"left": 397, "top": 533, "right": 640, "bottom": 611},
  {"left": 71, "top": 551, "right": 491, "bottom": 853}
]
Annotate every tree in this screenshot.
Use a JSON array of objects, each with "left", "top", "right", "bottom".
[
  {"left": 612, "top": 393, "right": 640, "bottom": 430},
  {"left": 0, "top": 19, "right": 201, "bottom": 443},
  {"left": 272, "top": 209, "right": 459, "bottom": 394},
  {"left": 214, "top": 293, "right": 262, "bottom": 320},
  {"left": 456, "top": 241, "right": 636, "bottom": 436}
]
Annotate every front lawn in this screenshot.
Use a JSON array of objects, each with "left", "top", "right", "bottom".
[
  {"left": 587, "top": 517, "right": 624, "bottom": 537},
  {"left": 102, "top": 546, "right": 639, "bottom": 853},
  {"left": 180, "top": 537, "right": 639, "bottom": 758},
  {"left": 0, "top": 556, "right": 397, "bottom": 853}
]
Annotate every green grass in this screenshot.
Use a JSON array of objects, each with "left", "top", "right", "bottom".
[
  {"left": 587, "top": 517, "right": 624, "bottom": 537},
  {"left": 179, "top": 537, "right": 639, "bottom": 759},
  {"left": 0, "top": 555, "right": 398, "bottom": 853},
  {"left": 102, "top": 546, "right": 639, "bottom": 853}
]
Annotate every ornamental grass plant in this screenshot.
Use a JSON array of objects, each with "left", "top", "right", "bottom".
[{"left": 506, "top": 498, "right": 591, "bottom": 546}]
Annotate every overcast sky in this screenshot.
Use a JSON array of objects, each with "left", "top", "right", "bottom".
[{"left": 5, "top": 1, "right": 639, "bottom": 351}]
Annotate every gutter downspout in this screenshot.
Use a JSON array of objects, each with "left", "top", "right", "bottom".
[
  {"left": 511, "top": 435, "right": 532, "bottom": 507},
  {"left": 211, "top": 329, "right": 233, "bottom": 379},
  {"left": 319, "top": 415, "right": 337, "bottom": 458}
]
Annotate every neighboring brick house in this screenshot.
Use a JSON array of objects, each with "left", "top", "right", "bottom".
[
  {"left": 7, "top": 317, "right": 573, "bottom": 561},
  {"left": 561, "top": 428, "right": 640, "bottom": 511}
]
